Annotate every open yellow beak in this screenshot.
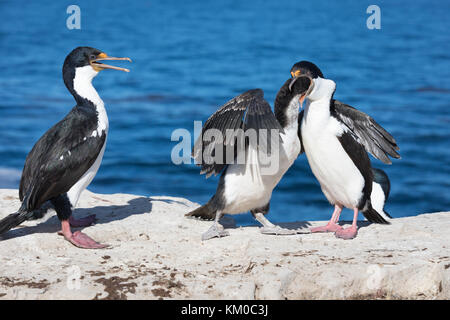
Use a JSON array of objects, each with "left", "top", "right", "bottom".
[{"left": 90, "top": 53, "right": 132, "bottom": 72}]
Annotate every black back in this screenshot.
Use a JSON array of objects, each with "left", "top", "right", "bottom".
[{"left": 19, "top": 105, "right": 106, "bottom": 211}]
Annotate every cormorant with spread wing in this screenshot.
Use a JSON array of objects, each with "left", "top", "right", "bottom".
[{"left": 186, "top": 76, "right": 314, "bottom": 240}]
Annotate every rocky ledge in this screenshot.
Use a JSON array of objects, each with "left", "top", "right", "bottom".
[{"left": 0, "top": 189, "right": 448, "bottom": 299}]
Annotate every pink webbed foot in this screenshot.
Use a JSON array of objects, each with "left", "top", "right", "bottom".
[
  {"left": 69, "top": 214, "right": 96, "bottom": 228},
  {"left": 311, "top": 223, "right": 343, "bottom": 233},
  {"left": 335, "top": 226, "right": 358, "bottom": 240},
  {"left": 58, "top": 230, "right": 109, "bottom": 249}
]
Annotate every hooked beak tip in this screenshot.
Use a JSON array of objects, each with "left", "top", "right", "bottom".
[{"left": 288, "top": 77, "right": 298, "bottom": 92}]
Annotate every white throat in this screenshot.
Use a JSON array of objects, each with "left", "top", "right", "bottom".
[
  {"left": 304, "top": 77, "right": 336, "bottom": 120},
  {"left": 284, "top": 96, "right": 301, "bottom": 131},
  {"left": 307, "top": 77, "right": 336, "bottom": 102},
  {"left": 73, "top": 65, "right": 109, "bottom": 137}
]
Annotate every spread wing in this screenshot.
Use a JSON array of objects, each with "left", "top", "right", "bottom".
[
  {"left": 331, "top": 100, "right": 400, "bottom": 164},
  {"left": 192, "top": 89, "right": 283, "bottom": 177},
  {"left": 19, "top": 107, "right": 106, "bottom": 210}
]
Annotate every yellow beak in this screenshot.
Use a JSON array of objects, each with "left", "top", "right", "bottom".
[{"left": 90, "top": 53, "right": 132, "bottom": 72}]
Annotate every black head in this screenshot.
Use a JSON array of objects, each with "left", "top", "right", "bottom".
[
  {"left": 62, "top": 46, "right": 131, "bottom": 102},
  {"left": 288, "top": 75, "right": 312, "bottom": 97},
  {"left": 274, "top": 75, "right": 313, "bottom": 127},
  {"left": 63, "top": 47, "right": 103, "bottom": 70},
  {"left": 63, "top": 46, "right": 131, "bottom": 75},
  {"left": 290, "top": 61, "right": 323, "bottom": 79},
  {"left": 275, "top": 75, "right": 313, "bottom": 116}
]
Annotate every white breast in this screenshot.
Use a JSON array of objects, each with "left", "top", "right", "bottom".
[
  {"left": 301, "top": 98, "right": 364, "bottom": 209},
  {"left": 73, "top": 65, "right": 109, "bottom": 137},
  {"left": 222, "top": 100, "right": 301, "bottom": 214},
  {"left": 67, "top": 140, "right": 107, "bottom": 208},
  {"left": 66, "top": 65, "right": 109, "bottom": 207}
]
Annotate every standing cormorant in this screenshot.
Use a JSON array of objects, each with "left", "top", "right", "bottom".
[
  {"left": 186, "top": 76, "right": 314, "bottom": 240},
  {"left": 0, "top": 47, "right": 131, "bottom": 248},
  {"left": 291, "top": 61, "right": 400, "bottom": 239}
]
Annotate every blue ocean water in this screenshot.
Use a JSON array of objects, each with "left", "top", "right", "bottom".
[{"left": 0, "top": 0, "right": 448, "bottom": 225}]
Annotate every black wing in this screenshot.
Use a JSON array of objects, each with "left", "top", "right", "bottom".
[
  {"left": 331, "top": 100, "right": 400, "bottom": 164},
  {"left": 193, "top": 89, "right": 283, "bottom": 177},
  {"left": 19, "top": 106, "right": 106, "bottom": 211}
]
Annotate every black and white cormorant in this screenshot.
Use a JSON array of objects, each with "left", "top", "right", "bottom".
[
  {"left": 291, "top": 61, "right": 400, "bottom": 239},
  {"left": 0, "top": 47, "right": 131, "bottom": 248},
  {"left": 186, "top": 76, "right": 314, "bottom": 240}
]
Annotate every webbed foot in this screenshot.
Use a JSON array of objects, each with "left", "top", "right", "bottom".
[{"left": 201, "top": 223, "right": 229, "bottom": 241}]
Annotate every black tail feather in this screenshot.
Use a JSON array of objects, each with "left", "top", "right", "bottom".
[
  {"left": 362, "top": 204, "right": 390, "bottom": 224},
  {"left": 0, "top": 210, "right": 34, "bottom": 235},
  {"left": 185, "top": 203, "right": 216, "bottom": 221},
  {"left": 382, "top": 209, "right": 393, "bottom": 219}
]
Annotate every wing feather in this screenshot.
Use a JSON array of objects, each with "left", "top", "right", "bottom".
[
  {"left": 331, "top": 100, "right": 400, "bottom": 164},
  {"left": 19, "top": 108, "right": 106, "bottom": 210},
  {"left": 193, "top": 89, "right": 283, "bottom": 177}
]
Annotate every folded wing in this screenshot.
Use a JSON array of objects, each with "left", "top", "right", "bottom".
[{"left": 19, "top": 108, "right": 106, "bottom": 210}]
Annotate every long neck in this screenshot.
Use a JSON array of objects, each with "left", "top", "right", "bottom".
[
  {"left": 304, "top": 78, "right": 336, "bottom": 118},
  {"left": 274, "top": 84, "right": 300, "bottom": 130},
  {"left": 63, "top": 65, "right": 108, "bottom": 135},
  {"left": 64, "top": 65, "right": 102, "bottom": 106}
]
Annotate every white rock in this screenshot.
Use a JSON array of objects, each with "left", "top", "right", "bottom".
[{"left": 0, "top": 189, "right": 448, "bottom": 299}]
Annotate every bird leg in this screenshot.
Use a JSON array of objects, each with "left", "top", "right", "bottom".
[
  {"left": 335, "top": 208, "right": 358, "bottom": 240},
  {"left": 201, "top": 211, "right": 229, "bottom": 241},
  {"left": 59, "top": 220, "right": 108, "bottom": 249},
  {"left": 310, "top": 205, "right": 343, "bottom": 233},
  {"left": 69, "top": 214, "right": 96, "bottom": 228},
  {"left": 255, "top": 212, "right": 303, "bottom": 235}
]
